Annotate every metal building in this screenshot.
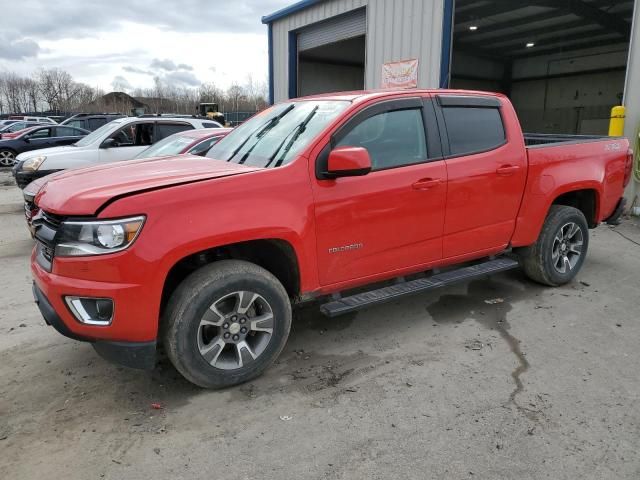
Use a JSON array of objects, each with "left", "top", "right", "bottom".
[{"left": 262, "top": 0, "right": 639, "bottom": 202}]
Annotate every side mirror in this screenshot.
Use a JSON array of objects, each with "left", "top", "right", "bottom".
[
  {"left": 324, "top": 146, "right": 372, "bottom": 179},
  {"left": 101, "top": 138, "right": 117, "bottom": 149},
  {"left": 23, "top": 136, "right": 31, "bottom": 143}
]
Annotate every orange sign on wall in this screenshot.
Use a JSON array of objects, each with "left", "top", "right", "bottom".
[{"left": 381, "top": 59, "right": 419, "bottom": 89}]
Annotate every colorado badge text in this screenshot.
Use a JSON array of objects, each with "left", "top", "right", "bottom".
[{"left": 328, "top": 243, "right": 364, "bottom": 254}]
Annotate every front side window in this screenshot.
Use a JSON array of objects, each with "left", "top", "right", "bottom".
[
  {"left": 27, "top": 128, "right": 52, "bottom": 139},
  {"left": 442, "top": 107, "right": 505, "bottom": 156},
  {"left": 336, "top": 108, "right": 427, "bottom": 170},
  {"left": 207, "top": 100, "right": 350, "bottom": 168},
  {"left": 109, "top": 122, "right": 155, "bottom": 147},
  {"left": 75, "top": 120, "right": 126, "bottom": 147}
]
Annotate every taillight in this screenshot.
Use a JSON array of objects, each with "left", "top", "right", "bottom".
[{"left": 624, "top": 148, "right": 633, "bottom": 188}]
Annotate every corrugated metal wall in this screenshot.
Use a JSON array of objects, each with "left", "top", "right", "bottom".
[
  {"left": 270, "top": 0, "right": 445, "bottom": 103},
  {"left": 365, "top": 0, "right": 444, "bottom": 91}
]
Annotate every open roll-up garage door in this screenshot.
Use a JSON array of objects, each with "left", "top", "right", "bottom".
[
  {"left": 449, "top": 0, "right": 633, "bottom": 135},
  {"left": 296, "top": 8, "right": 367, "bottom": 97}
]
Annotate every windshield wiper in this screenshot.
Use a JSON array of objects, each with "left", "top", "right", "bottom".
[
  {"left": 229, "top": 104, "right": 295, "bottom": 163},
  {"left": 265, "top": 106, "right": 319, "bottom": 168}
]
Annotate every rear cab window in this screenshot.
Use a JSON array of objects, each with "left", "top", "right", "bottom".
[{"left": 437, "top": 95, "right": 506, "bottom": 156}]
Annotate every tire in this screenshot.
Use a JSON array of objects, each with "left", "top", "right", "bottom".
[
  {"left": 0, "top": 149, "right": 16, "bottom": 167},
  {"left": 163, "top": 260, "right": 292, "bottom": 389},
  {"left": 518, "top": 205, "right": 589, "bottom": 287}
]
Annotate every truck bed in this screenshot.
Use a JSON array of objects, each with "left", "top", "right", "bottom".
[{"left": 524, "top": 133, "right": 609, "bottom": 147}]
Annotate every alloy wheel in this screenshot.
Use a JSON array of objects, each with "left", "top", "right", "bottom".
[
  {"left": 197, "top": 290, "right": 275, "bottom": 370},
  {"left": 551, "top": 222, "right": 584, "bottom": 274},
  {"left": 0, "top": 150, "right": 16, "bottom": 167}
]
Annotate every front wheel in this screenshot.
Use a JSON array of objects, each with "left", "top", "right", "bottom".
[
  {"left": 163, "top": 260, "right": 292, "bottom": 389},
  {"left": 0, "top": 149, "right": 16, "bottom": 167},
  {"left": 518, "top": 205, "right": 589, "bottom": 286}
]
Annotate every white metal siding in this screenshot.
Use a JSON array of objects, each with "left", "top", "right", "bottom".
[
  {"left": 270, "top": 0, "right": 445, "bottom": 103},
  {"left": 624, "top": 0, "right": 639, "bottom": 200},
  {"left": 365, "top": 0, "right": 444, "bottom": 92},
  {"left": 299, "top": 8, "right": 366, "bottom": 51}
]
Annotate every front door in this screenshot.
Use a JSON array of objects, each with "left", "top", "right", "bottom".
[
  {"left": 99, "top": 121, "right": 155, "bottom": 163},
  {"left": 24, "top": 127, "right": 54, "bottom": 150},
  {"left": 311, "top": 97, "right": 447, "bottom": 287}
]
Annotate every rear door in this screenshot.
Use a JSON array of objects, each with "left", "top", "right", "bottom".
[
  {"left": 311, "top": 96, "right": 447, "bottom": 286},
  {"left": 156, "top": 122, "right": 194, "bottom": 141},
  {"left": 435, "top": 95, "right": 527, "bottom": 258}
]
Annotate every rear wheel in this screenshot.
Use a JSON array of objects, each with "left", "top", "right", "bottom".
[
  {"left": 518, "top": 205, "right": 589, "bottom": 286},
  {"left": 0, "top": 149, "right": 16, "bottom": 167},
  {"left": 163, "top": 260, "right": 291, "bottom": 388}
]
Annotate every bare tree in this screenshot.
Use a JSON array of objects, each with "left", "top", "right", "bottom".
[
  {"left": 25, "top": 77, "right": 40, "bottom": 112},
  {"left": 226, "top": 82, "right": 245, "bottom": 112}
]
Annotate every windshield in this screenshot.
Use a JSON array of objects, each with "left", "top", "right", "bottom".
[
  {"left": 206, "top": 100, "right": 349, "bottom": 168},
  {"left": 136, "top": 133, "right": 195, "bottom": 159},
  {"left": 75, "top": 119, "right": 125, "bottom": 147},
  {"left": 1, "top": 122, "right": 28, "bottom": 133}
]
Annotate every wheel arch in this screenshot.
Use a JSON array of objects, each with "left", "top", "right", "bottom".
[
  {"left": 551, "top": 187, "right": 600, "bottom": 228},
  {"left": 512, "top": 183, "right": 602, "bottom": 247},
  {"left": 160, "top": 238, "right": 302, "bottom": 317}
]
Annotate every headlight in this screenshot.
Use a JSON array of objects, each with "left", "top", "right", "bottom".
[
  {"left": 22, "top": 156, "right": 46, "bottom": 171},
  {"left": 55, "top": 216, "right": 145, "bottom": 257}
]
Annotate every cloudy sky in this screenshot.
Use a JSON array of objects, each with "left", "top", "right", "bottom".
[{"left": 0, "top": 0, "right": 292, "bottom": 91}]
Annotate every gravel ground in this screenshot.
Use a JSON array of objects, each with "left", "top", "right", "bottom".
[{"left": 1, "top": 168, "right": 640, "bottom": 479}]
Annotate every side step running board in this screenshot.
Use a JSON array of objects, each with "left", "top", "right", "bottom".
[{"left": 320, "top": 257, "right": 519, "bottom": 317}]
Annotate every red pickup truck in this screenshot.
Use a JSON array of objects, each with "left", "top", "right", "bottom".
[{"left": 30, "top": 90, "right": 632, "bottom": 388}]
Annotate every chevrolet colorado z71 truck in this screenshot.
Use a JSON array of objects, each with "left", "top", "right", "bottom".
[{"left": 30, "top": 90, "right": 632, "bottom": 388}]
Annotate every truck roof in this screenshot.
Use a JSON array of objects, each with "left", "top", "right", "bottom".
[{"left": 292, "top": 88, "right": 504, "bottom": 104}]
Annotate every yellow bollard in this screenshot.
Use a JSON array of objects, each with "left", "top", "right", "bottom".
[{"left": 608, "top": 105, "right": 625, "bottom": 137}]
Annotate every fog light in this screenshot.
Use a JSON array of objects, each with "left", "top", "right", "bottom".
[{"left": 65, "top": 297, "right": 114, "bottom": 326}]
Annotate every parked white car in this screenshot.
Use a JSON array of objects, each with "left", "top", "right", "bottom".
[
  {"left": 13, "top": 116, "right": 223, "bottom": 187},
  {"left": 10, "top": 116, "right": 58, "bottom": 124}
]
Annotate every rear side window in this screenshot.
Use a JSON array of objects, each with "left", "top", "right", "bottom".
[
  {"left": 442, "top": 107, "right": 505, "bottom": 156},
  {"left": 202, "top": 122, "right": 220, "bottom": 128},
  {"left": 88, "top": 118, "right": 107, "bottom": 130},
  {"left": 156, "top": 123, "right": 193, "bottom": 140},
  {"left": 336, "top": 108, "right": 427, "bottom": 171}
]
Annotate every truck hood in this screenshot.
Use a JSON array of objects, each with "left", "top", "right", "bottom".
[{"left": 35, "top": 155, "right": 262, "bottom": 215}]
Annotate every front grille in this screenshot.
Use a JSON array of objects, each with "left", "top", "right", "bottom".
[
  {"left": 42, "top": 211, "right": 63, "bottom": 229},
  {"left": 41, "top": 244, "right": 54, "bottom": 262},
  {"left": 33, "top": 210, "right": 65, "bottom": 272}
]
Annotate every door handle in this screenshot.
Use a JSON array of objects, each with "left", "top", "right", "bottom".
[
  {"left": 412, "top": 178, "right": 443, "bottom": 190},
  {"left": 496, "top": 165, "right": 521, "bottom": 176}
]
